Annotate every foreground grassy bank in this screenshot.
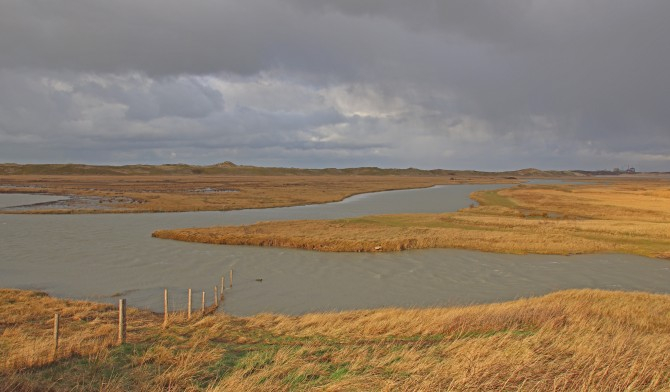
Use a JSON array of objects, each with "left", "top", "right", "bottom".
[
  {"left": 154, "top": 180, "right": 670, "bottom": 259},
  {"left": 2, "top": 288, "right": 669, "bottom": 391}
]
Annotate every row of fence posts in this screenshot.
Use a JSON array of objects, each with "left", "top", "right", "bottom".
[{"left": 52, "top": 269, "right": 233, "bottom": 359}]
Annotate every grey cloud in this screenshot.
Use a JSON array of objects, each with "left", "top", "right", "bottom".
[
  {"left": 0, "top": 0, "right": 367, "bottom": 78},
  {"left": 1, "top": 1, "right": 669, "bottom": 170},
  {"left": 0, "top": 71, "right": 369, "bottom": 162},
  {"left": 1, "top": 1, "right": 278, "bottom": 75},
  {"left": 152, "top": 79, "right": 223, "bottom": 119},
  {"left": 121, "top": 78, "right": 224, "bottom": 121},
  {"left": 289, "top": 1, "right": 670, "bottom": 140}
]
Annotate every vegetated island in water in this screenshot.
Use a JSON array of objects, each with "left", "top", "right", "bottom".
[
  {"left": 2, "top": 162, "right": 584, "bottom": 213},
  {"left": 3, "top": 288, "right": 670, "bottom": 390},
  {"left": 154, "top": 178, "right": 670, "bottom": 259}
]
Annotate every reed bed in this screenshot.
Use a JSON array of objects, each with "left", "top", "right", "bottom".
[{"left": 153, "top": 180, "right": 670, "bottom": 259}]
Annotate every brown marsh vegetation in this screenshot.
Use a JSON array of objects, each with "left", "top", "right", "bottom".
[
  {"left": 0, "top": 174, "right": 513, "bottom": 214},
  {"left": 154, "top": 179, "right": 670, "bottom": 259},
  {"left": 2, "top": 288, "right": 670, "bottom": 391},
  {"left": 0, "top": 162, "right": 588, "bottom": 213}
]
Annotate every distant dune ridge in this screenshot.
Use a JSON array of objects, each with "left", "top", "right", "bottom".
[{"left": 0, "top": 162, "right": 593, "bottom": 177}]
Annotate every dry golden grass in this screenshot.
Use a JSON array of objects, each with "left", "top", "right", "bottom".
[
  {"left": 2, "top": 288, "right": 670, "bottom": 391},
  {"left": 0, "top": 174, "right": 515, "bottom": 214},
  {"left": 0, "top": 290, "right": 156, "bottom": 373},
  {"left": 154, "top": 179, "right": 670, "bottom": 258}
]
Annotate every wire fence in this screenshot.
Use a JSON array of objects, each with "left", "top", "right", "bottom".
[{"left": 51, "top": 268, "right": 241, "bottom": 358}]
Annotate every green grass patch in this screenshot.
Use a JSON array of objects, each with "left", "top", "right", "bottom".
[
  {"left": 329, "top": 365, "right": 350, "bottom": 381},
  {"left": 235, "top": 347, "right": 280, "bottom": 377},
  {"left": 473, "top": 190, "right": 518, "bottom": 208},
  {"left": 450, "top": 328, "right": 536, "bottom": 341},
  {"left": 107, "top": 343, "right": 149, "bottom": 368}
]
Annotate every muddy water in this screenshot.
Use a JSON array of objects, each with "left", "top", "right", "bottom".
[{"left": 1, "top": 183, "right": 669, "bottom": 316}]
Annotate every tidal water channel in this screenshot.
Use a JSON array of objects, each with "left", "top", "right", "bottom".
[{"left": 1, "top": 183, "right": 669, "bottom": 316}]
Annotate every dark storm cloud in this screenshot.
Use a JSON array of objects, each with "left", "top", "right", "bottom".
[
  {"left": 0, "top": 0, "right": 391, "bottom": 78},
  {"left": 0, "top": 0, "right": 669, "bottom": 169},
  {"left": 289, "top": 0, "right": 670, "bottom": 159},
  {"left": 0, "top": 1, "right": 272, "bottom": 75}
]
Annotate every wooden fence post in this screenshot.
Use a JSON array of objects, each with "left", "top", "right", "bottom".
[
  {"left": 214, "top": 286, "right": 218, "bottom": 306},
  {"left": 53, "top": 313, "right": 60, "bottom": 358},
  {"left": 118, "top": 299, "right": 126, "bottom": 344},
  {"left": 201, "top": 291, "right": 205, "bottom": 314},
  {"left": 220, "top": 276, "right": 224, "bottom": 299},
  {"left": 163, "top": 289, "right": 168, "bottom": 328},
  {"left": 229, "top": 269, "right": 233, "bottom": 288},
  {"left": 188, "top": 288, "right": 192, "bottom": 320}
]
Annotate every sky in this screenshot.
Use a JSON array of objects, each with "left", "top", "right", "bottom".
[{"left": 1, "top": 0, "right": 669, "bottom": 171}]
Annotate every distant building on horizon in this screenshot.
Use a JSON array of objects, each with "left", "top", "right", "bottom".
[{"left": 613, "top": 166, "right": 636, "bottom": 174}]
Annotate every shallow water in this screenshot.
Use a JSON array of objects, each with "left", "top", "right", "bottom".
[
  {"left": 0, "top": 193, "right": 69, "bottom": 209},
  {"left": 1, "top": 182, "right": 668, "bottom": 315}
]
